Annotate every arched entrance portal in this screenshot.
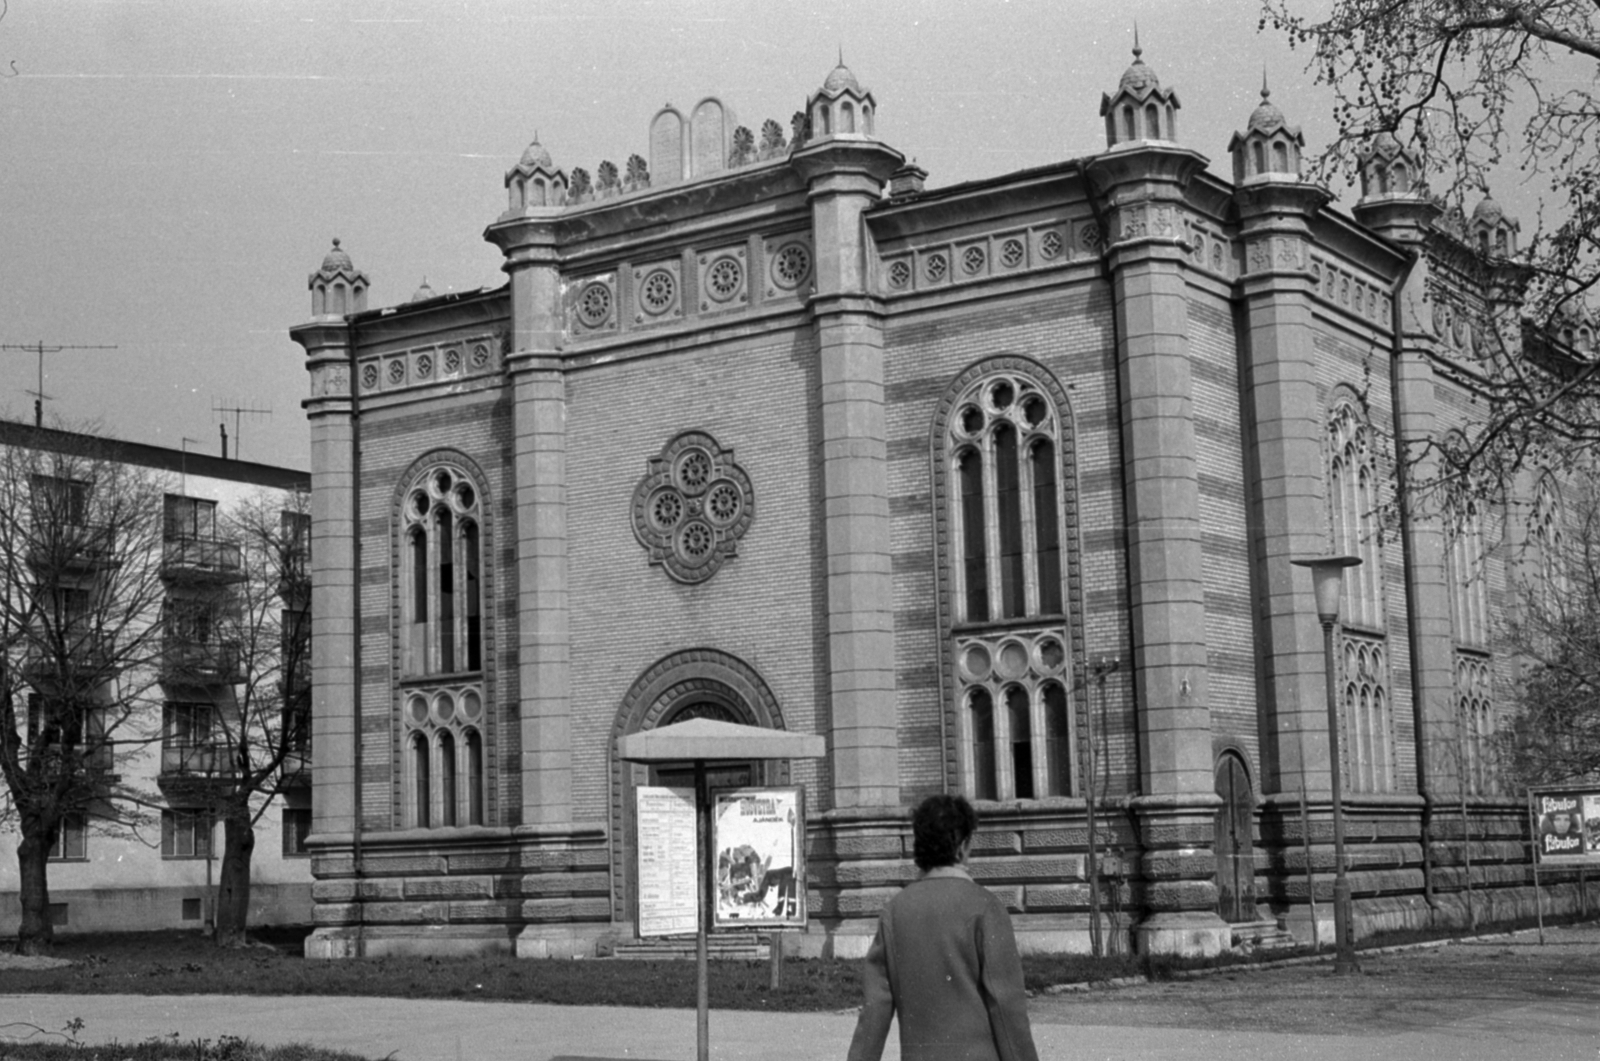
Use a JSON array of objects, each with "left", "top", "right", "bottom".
[
  {"left": 648, "top": 701, "right": 756, "bottom": 793},
  {"left": 610, "top": 650, "right": 790, "bottom": 931},
  {"left": 1213, "top": 751, "right": 1256, "bottom": 923}
]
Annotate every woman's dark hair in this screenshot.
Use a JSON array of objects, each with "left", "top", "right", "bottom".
[{"left": 912, "top": 794, "right": 979, "bottom": 871}]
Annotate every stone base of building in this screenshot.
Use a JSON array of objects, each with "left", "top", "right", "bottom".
[{"left": 1134, "top": 911, "right": 1231, "bottom": 957}]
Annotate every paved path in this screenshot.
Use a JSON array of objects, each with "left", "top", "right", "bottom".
[
  {"left": 3, "top": 986, "right": 1598, "bottom": 1061},
  {"left": 5, "top": 925, "right": 1600, "bottom": 1061}
]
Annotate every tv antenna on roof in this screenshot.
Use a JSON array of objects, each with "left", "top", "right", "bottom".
[
  {"left": 2, "top": 340, "right": 119, "bottom": 426},
  {"left": 212, "top": 399, "right": 272, "bottom": 461}
]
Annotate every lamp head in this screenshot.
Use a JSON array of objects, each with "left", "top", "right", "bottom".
[{"left": 1291, "top": 554, "right": 1362, "bottom": 624}]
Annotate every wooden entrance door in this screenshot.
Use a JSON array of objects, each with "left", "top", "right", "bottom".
[{"left": 1213, "top": 752, "right": 1256, "bottom": 922}]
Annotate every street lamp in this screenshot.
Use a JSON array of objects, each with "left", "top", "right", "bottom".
[{"left": 1291, "top": 553, "right": 1362, "bottom": 976}]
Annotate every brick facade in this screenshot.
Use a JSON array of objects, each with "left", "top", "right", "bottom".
[{"left": 290, "top": 56, "right": 1596, "bottom": 960}]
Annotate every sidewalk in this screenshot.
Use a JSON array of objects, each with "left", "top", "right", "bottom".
[{"left": 4, "top": 984, "right": 1598, "bottom": 1061}]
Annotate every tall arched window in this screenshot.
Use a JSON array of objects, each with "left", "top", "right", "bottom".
[
  {"left": 1327, "top": 399, "right": 1394, "bottom": 792},
  {"left": 1446, "top": 498, "right": 1490, "bottom": 648},
  {"left": 940, "top": 364, "right": 1079, "bottom": 801},
  {"left": 398, "top": 460, "right": 489, "bottom": 829},
  {"left": 1455, "top": 654, "right": 1495, "bottom": 795},
  {"left": 402, "top": 465, "right": 483, "bottom": 675}
]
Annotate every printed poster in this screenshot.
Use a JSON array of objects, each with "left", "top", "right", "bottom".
[
  {"left": 636, "top": 786, "right": 699, "bottom": 936},
  {"left": 1532, "top": 789, "right": 1600, "bottom": 865},
  {"left": 712, "top": 786, "right": 806, "bottom": 928}
]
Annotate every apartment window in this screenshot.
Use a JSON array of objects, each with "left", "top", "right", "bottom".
[
  {"left": 282, "top": 806, "right": 312, "bottom": 857},
  {"left": 940, "top": 363, "right": 1079, "bottom": 801},
  {"left": 164, "top": 495, "right": 217, "bottom": 541},
  {"left": 31, "top": 474, "right": 88, "bottom": 525},
  {"left": 161, "top": 808, "right": 213, "bottom": 858},
  {"left": 48, "top": 812, "right": 87, "bottom": 861},
  {"left": 281, "top": 509, "right": 311, "bottom": 567}
]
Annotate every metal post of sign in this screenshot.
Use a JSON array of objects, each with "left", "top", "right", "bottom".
[
  {"left": 1528, "top": 788, "right": 1544, "bottom": 946},
  {"left": 695, "top": 759, "right": 710, "bottom": 1061}
]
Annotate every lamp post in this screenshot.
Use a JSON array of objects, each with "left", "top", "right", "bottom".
[{"left": 1291, "top": 554, "right": 1362, "bottom": 976}]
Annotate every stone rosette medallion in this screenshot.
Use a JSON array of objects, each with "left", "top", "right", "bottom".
[{"left": 631, "top": 431, "right": 754, "bottom": 584}]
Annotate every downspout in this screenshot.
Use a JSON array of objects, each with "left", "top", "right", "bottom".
[
  {"left": 1075, "top": 158, "right": 1129, "bottom": 950},
  {"left": 347, "top": 318, "right": 366, "bottom": 955},
  {"left": 1386, "top": 249, "right": 1438, "bottom": 914}
]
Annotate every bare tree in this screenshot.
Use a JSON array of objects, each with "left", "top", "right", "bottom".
[
  {"left": 0, "top": 429, "right": 167, "bottom": 955},
  {"left": 1497, "top": 474, "right": 1600, "bottom": 786},
  {"left": 1262, "top": 1, "right": 1600, "bottom": 498},
  {"left": 168, "top": 490, "right": 311, "bottom": 947}
]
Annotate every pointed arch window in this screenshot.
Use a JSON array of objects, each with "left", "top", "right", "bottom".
[
  {"left": 402, "top": 465, "right": 483, "bottom": 675},
  {"left": 1327, "top": 400, "right": 1386, "bottom": 630},
  {"left": 941, "top": 365, "right": 1079, "bottom": 801},
  {"left": 1446, "top": 497, "right": 1491, "bottom": 649},
  {"left": 1455, "top": 653, "right": 1495, "bottom": 795},
  {"left": 397, "top": 459, "right": 490, "bottom": 829},
  {"left": 1327, "top": 400, "right": 1394, "bottom": 792}
]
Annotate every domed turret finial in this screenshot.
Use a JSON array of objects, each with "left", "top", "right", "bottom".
[
  {"left": 1261, "top": 68, "right": 1270, "bottom": 101},
  {"left": 809, "top": 54, "right": 877, "bottom": 141},
  {"left": 308, "top": 237, "right": 368, "bottom": 317},
  {"left": 1101, "top": 29, "right": 1180, "bottom": 147}
]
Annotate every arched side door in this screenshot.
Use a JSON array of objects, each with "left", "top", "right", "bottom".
[{"left": 1213, "top": 751, "right": 1256, "bottom": 923}]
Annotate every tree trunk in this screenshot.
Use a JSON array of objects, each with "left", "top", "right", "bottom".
[
  {"left": 15, "top": 811, "right": 56, "bottom": 956},
  {"left": 213, "top": 804, "right": 256, "bottom": 947}
]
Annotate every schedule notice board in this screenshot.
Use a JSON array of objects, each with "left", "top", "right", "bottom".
[{"left": 636, "top": 786, "right": 699, "bottom": 936}]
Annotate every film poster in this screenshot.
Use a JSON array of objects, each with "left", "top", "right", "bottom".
[
  {"left": 1532, "top": 788, "right": 1600, "bottom": 865},
  {"left": 712, "top": 786, "right": 806, "bottom": 929}
]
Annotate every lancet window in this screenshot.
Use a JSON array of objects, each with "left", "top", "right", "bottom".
[
  {"left": 940, "top": 364, "right": 1078, "bottom": 801},
  {"left": 1327, "top": 399, "right": 1394, "bottom": 792},
  {"left": 398, "top": 460, "right": 487, "bottom": 829}
]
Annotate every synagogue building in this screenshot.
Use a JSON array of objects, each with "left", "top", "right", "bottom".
[{"left": 291, "top": 51, "right": 1591, "bottom": 959}]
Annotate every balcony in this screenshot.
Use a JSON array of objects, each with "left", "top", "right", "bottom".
[
  {"left": 159, "top": 635, "right": 242, "bottom": 685},
  {"left": 27, "top": 523, "right": 118, "bottom": 573},
  {"left": 21, "top": 631, "right": 116, "bottom": 684},
  {"left": 160, "top": 742, "right": 234, "bottom": 777},
  {"left": 162, "top": 537, "right": 243, "bottom": 583}
]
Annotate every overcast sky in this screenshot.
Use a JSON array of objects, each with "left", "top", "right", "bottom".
[{"left": 0, "top": 0, "right": 1534, "bottom": 473}]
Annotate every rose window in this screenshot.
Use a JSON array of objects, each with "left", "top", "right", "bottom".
[
  {"left": 1040, "top": 231, "right": 1064, "bottom": 259},
  {"left": 771, "top": 243, "right": 811, "bottom": 290},
  {"left": 925, "top": 253, "right": 948, "bottom": 282},
  {"left": 631, "top": 430, "right": 755, "bottom": 584},
  {"left": 888, "top": 261, "right": 911, "bottom": 289},
  {"left": 962, "top": 246, "right": 986, "bottom": 275},
  {"left": 577, "top": 281, "right": 613, "bottom": 327},
  {"left": 705, "top": 257, "right": 743, "bottom": 303},
  {"left": 640, "top": 269, "right": 677, "bottom": 315},
  {"left": 1000, "top": 239, "right": 1025, "bottom": 269}
]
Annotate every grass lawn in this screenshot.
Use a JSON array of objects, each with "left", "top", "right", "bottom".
[
  {"left": 0, "top": 1036, "right": 371, "bottom": 1061},
  {"left": 0, "top": 927, "right": 1145, "bottom": 1011}
]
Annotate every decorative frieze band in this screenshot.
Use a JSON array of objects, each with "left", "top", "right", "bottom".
[{"left": 354, "top": 334, "right": 504, "bottom": 396}]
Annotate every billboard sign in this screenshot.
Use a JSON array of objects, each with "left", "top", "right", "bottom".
[{"left": 1531, "top": 788, "right": 1600, "bottom": 865}]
